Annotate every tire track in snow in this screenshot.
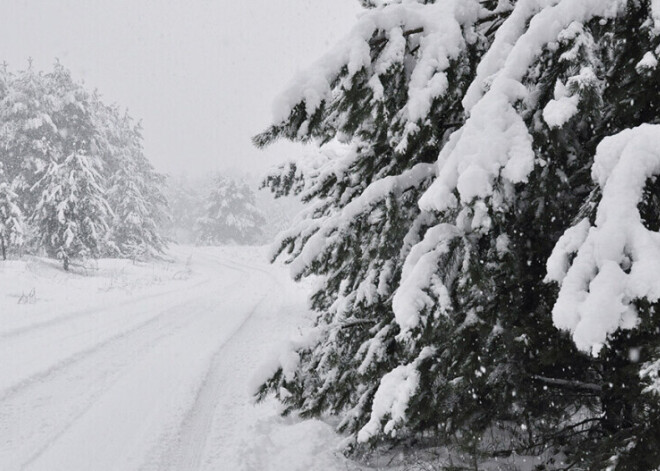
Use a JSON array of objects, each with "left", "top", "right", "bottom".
[
  {"left": 0, "top": 255, "right": 246, "bottom": 341},
  {"left": 0, "top": 247, "right": 291, "bottom": 471},
  {"left": 0, "top": 254, "right": 250, "bottom": 398},
  {"left": 0, "top": 298, "right": 205, "bottom": 470},
  {"left": 17, "top": 285, "right": 252, "bottom": 471},
  {"left": 144, "top": 254, "right": 289, "bottom": 471},
  {"left": 19, "top": 253, "right": 259, "bottom": 471},
  {"left": 0, "top": 281, "right": 212, "bottom": 402},
  {"left": 156, "top": 292, "right": 270, "bottom": 471},
  {"left": 0, "top": 282, "right": 206, "bottom": 341},
  {"left": 0, "top": 255, "right": 250, "bottom": 470}
]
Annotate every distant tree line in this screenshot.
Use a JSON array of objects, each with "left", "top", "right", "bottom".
[
  {"left": 165, "top": 174, "right": 267, "bottom": 246},
  {"left": 0, "top": 61, "right": 168, "bottom": 269}
]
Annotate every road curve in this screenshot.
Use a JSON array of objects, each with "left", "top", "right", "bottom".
[{"left": 0, "top": 247, "right": 301, "bottom": 471}]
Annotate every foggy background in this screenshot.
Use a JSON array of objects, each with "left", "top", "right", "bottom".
[{"left": 0, "top": 0, "right": 361, "bottom": 179}]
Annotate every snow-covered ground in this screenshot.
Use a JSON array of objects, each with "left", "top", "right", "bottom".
[{"left": 0, "top": 246, "right": 353, "bottom": 471}]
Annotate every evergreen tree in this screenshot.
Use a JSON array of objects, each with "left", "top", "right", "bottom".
[
  {"left": 0, "top": 171, "right": 24, "bottom": 260},
  {"left": 102, "top": 108, "right": 168, "bottom": 259},
  {"left": 31, "top": 152, "right": 111, "bottom": 270},
  {"left": 0, "top": 62, "right": 55, "bottom": 208},
  {"left": 28, "top": 63, "right": 112, "bottom": 270},
  {"left": 256, "top": 0, "right": 660, "bottom": 468},
  {"left": 195, "top": 176, "right": 265, "bottom": 245}
]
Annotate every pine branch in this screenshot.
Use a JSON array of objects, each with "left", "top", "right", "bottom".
[
  {"left": 339, "top": 318, "right": 377, "bottom": 329},
  {"left": 369, "top": 27, "right": 424, "bottom": 48},
  {"left": 477, "top": 10, "right": 512, "bottom": 26},
  {"left": 531, "top": 375, "right": 602, "bottom": 393},
  {"left": 253, "top": 126, "right": 278, "bottom": 148},
  {"left": 368, "top": 8, "right": 510, "bottom": 51},
  {"left": 490, "top": 417, "right": 603, "bottom": 458}
]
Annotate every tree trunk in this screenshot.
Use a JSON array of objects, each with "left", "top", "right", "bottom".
[{"left": 1, "top": 235, "right": 6, "bottom": 261}]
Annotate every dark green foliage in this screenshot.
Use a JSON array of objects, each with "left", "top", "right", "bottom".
[{"left": 255, "top": 1, "right": 660, "bottom": 469}]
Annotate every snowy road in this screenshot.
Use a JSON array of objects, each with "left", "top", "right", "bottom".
[{"left": 0, "top": 247, "right": 348, "bottom": 471}]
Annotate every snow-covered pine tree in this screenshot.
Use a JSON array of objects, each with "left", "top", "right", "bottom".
[
  {"left": 195, "top": 176, "right": 265, "bottom": 245},
  {"left": 0, "top": 170, "right": 24, "bottom": 260},
  {"left": 0, "top": 62, "right": 56, "bottom": 210},
  {"left": 0, "top": 68, "right": 25, "bottom": 261},
  {"left": 101, "top": 106, "right": 168, "bottom": 259},
  {"left": 256, "top": 0, "right": 660, "bottom": 468},
  {"left": 29, "top": 63, "right": 112, "bottom": 270},
  {"left": 31, "top": 153, "right": 111, "bottom": 271},
  {"left": 255, "top": 0, "right": 515, "bottom": 452}
]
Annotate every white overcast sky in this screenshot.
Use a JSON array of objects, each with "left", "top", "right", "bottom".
[{"left": 0, "top": 0, "right": 361, "bottom": 178}]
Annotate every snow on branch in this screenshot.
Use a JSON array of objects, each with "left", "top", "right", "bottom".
[
  {"left": 357, "top": 346, "right": 435, "bottom": 443},
  {"left": 288, "top": 163, "right": 435, "bottom": 278},
  {"left": 641, "top": 357, "right": 660, "bottom": 396},
  {"left": 543, "top": 67, "right": 599, "bottom": 128},
  {"left": 463, "top": 0, "right": 558, "bottom": 113},
  {"left": 653, "top": 0, "right": 660, "bottom": 32},
  {"left": 392, "top": 223, "right": 460, "bottom": 334},
  {"left": 546, "top": 124, "right": 660, "bottom": 354},
  {"left": 420, "top": 0, "right": 625, "bottom": 227},
  {"left": 271, "top": 1, "right": 481, "bottom": 127}
]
